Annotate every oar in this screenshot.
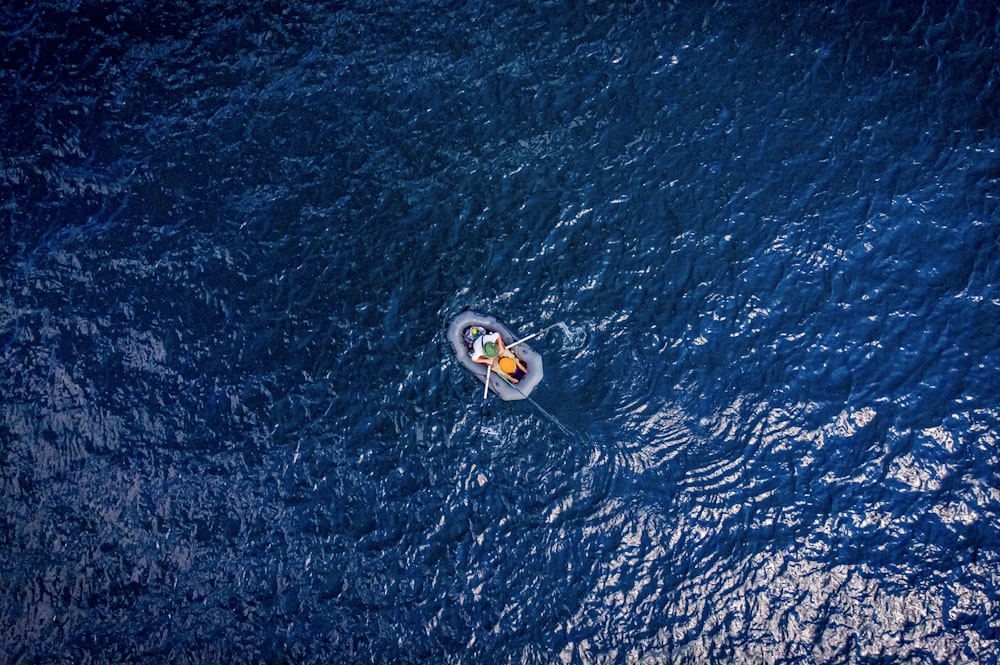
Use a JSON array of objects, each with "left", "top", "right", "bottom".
[
  {"left": 470, "top": 362, "right": 493, "bottom": 428},
  {"left": 508, "top": 323, "right": 558, "bottom": 350}
]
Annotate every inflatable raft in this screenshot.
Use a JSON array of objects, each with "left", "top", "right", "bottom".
[{"left": 447, "top": 311, "right": 544, "bottom": 401}]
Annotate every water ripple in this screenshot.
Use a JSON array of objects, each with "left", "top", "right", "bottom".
[{"left": 4, "top": 0, "right": 999, "bottom": 662}]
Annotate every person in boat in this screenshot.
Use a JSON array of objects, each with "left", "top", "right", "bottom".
[{"left": 470, "top": 330, "right": 528, "bottom": 382}]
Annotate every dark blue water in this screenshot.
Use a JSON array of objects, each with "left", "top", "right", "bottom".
[{"left": 3, "top": 1, "right": 1000, "bottom": 662}]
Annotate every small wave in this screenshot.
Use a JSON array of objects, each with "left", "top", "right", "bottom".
[{"left": 554, "top": 322, "right": 587, "bottom": 352}]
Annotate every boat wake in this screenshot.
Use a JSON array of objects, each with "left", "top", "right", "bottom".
[{"left": 524, "top": 395, "right": 574, "bottom": 437}]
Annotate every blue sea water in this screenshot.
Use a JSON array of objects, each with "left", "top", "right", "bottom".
[{"left": 3, "top": 0, "right": 1000, "bottom": 663}]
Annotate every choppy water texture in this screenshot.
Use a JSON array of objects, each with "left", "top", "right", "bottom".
[{"left": 3, "top": 1, "right": 1000, "bottom": 663}]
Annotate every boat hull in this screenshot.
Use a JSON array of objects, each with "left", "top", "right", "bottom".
[{"left": 447, "top": 311, "right": 544, "bottom": 401}]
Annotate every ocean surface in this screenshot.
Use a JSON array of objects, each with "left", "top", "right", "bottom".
[{"left": 3, "top": 1, "right": 1000, "bottom": 663}]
